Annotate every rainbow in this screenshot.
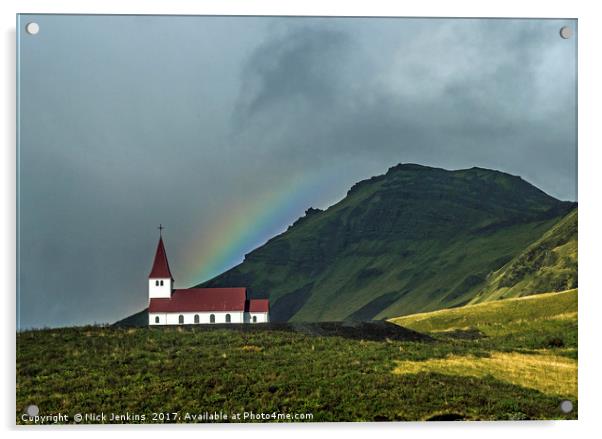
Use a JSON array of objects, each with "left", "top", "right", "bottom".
[{"left": 182, "top": 171, "right": 339, "bottom": 286}]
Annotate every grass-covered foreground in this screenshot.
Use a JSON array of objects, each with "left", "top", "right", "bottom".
[
  {"left": 17, "top": 290, "right": 577, "bottom": 423},
  {"left": 390, "top": 289, "right": 577, "bottom": 402}
]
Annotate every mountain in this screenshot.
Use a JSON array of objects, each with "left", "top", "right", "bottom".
[
  {"left": 469, "top": 208, "right": 577, "bottom": 303},
  {"left": 114, "top": 309, "right": 148, "bottom": 327},
  {"left": 199, "top": 163, "right": 576, "bottom": 322}
]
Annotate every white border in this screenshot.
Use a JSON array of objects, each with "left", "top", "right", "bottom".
[{"left": 2, "top": 1, "right": 601, "bottom": 438}]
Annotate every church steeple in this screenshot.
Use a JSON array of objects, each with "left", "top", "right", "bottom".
[
  {"left": 148, "top": 227, "right": 174, "bottom": 300},
  {"left": 148, "top": 235, "right": 174, "bottom": 280}
]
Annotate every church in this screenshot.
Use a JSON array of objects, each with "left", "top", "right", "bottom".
[{"left": 147, "top": 230, "right": 269, "bottom": 326}]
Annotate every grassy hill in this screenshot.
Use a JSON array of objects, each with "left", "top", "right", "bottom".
[
  {"left": 18, "top": 290, "right": 577, "bottom": 423},
  {"left": 198, "top": 164, "right": 575, "bottom": 321},
  {"left": 390, "top": 288, "right": 577, "bottom": 341},
  {"left": 389, "top": 289, "right": 577, "bottom": 399},
  {"left": 470, "top": 209, "right": 577, "bottom": 303}
]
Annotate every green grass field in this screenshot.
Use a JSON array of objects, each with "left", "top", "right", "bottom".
[
  {"left": 390, "top": 289, "right": 577, "bottom": 402},
  {"left": 17, "top": 290, "right": 577, "bottom": 423}
]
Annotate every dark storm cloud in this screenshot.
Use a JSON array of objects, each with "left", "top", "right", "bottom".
[
  {"left": 232, "top": 20, "right": 576, "bottom": 200},
  {"left": 234, "top": 26, "right": 352, "bottom": 123}
]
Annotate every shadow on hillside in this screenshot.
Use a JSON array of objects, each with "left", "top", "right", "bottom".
[{"left": 115, "top": 317, "right": 432, "bottom": 342}]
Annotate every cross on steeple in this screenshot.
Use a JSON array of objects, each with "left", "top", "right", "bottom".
[{"left": 149, "top": 226, "right": 173, "bottom": 281}]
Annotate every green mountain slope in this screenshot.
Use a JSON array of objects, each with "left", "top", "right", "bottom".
[
  {"left": 114, "top": 309, "right": 148, "bottom": 327},
  {"left": 200, "top": 164, "right": 575, "bottom": 322},
  {"left": 470, "top": 209, "right": 577, "bottom": 303}
]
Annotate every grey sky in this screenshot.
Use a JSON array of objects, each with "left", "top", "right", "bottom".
[{"left": 17, "top": 15, "right": 577, "bottom": 329}]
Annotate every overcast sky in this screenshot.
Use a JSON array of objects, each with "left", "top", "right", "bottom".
[{"left": 17, "top": 15, "right": 577, "bottom": 329}]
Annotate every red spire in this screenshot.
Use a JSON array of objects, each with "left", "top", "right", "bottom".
[{"left": 148, "top": 236, "right": 174, "bottom": 279}]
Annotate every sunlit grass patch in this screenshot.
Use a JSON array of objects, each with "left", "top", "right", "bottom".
[
  {"left": 548, "top": 312, "right": 578, "bottom": 321},
  {"left": 389, "top": 289, "right": 576, "bottom": 334},
  {"left": 393, "top": 351, "right": 577, "bottom": 398}
]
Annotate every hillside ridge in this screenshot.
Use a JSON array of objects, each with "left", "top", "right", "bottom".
[{"left": 198, "top": 163, "right": 575, "bottom": 322}]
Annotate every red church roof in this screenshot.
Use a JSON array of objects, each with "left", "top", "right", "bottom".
[
  {"left": 247, "top": 299, "right": 270, "bottom": 313},
  {"left": 148, "top": 236, "right": 174, "bottom": 279},
  {"left": 149, "top": 287, "right": 248, "bottom": 313}
]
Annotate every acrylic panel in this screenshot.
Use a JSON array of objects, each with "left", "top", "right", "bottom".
[{"left": 16, "top": 14, "right": 577, "bottom": 424}]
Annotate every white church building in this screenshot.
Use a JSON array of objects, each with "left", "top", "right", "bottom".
[{"left": 147, "top": 232, "right": 269, "bottom": 326}]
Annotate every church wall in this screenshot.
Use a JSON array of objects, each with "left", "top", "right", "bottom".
[
  {"left": 149, "top": 311, "right": 245, "bottom": 325},
  {"left": 244, "top": 312, "right": 269, "bottom": 323},
  {"left": 149, "top": 313, "right": 167, "bottom": 325}
]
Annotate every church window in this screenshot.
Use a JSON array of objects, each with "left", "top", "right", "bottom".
[
  {"left": 225, "top": 314, "right": 231, "bottom": 323},
  {"left": 155, "top": 316, "right": 159, "bottom": 324},
  {"left": 210, "top": 314, "right": 215, "bottom": 323},
  {"left": 178, "top": 314, "right": 184, "bottom": 324},
  {"left": 155, "top": 280, "right": 159, "bottom": 286},
  {"left": 194, "top": 314, "right": 200, "bottom": 324},
  {"left": 160, "top": 280, "right": 164, "bottom": 286},
  {"left": 253, "top": 316, "right": 257, "bottom": 323}
]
